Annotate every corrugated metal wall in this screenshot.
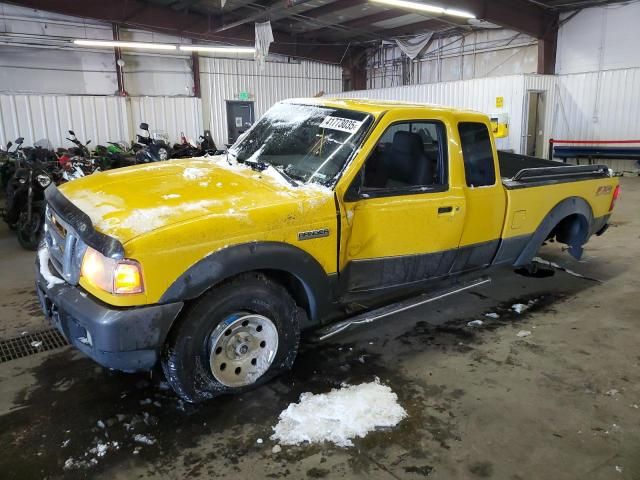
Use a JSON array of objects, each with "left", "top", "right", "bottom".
[
  {"left": 550, "top": 68, "right": 640, "bottom": 172},
  {"left": 128, "top": 97, "right": 203, "bottom": 144},
  {"left": 329, "top": 69, "right": 640, "bottom": 173},
  {"left": 0, "top": 94, "right": 127, "bottom": 148},
  {"left": 201, "top": 57, "right": 343, "bottom": 146},
  {"left": 0, "top": 59, "right": 342, "bottom": 149},
  {"left": 0, "top": 94, "right": 203, "bottom": 148},
  {"left": 329, "top": 74, "right": 529, "bottom": 152}
]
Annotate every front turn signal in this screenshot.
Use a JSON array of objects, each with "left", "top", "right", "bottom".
[{"left": 114, "top": 261, "right": 144, "bottom": 294}]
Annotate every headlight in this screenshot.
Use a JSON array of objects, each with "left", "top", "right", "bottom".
[
  {"left": 81, "top": 247, "right": 144, "bottom": 295},
  {"left": 18, "top": 177, "right": 27, "bottom": 184},
  {"left": 36, "top": 173, "right": 52, "bottom": 188}
]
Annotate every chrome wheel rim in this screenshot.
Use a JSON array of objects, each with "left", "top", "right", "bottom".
[{"left": 208, "top": 313, "right": 279, "bottom": 388}]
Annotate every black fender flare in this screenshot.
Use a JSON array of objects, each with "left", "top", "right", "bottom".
[
  {"left": 159, "top": 241, "right": 335, "bottom": 324},
  {"left": 513, "top": 196, "right": 593, "bottom": 267}
]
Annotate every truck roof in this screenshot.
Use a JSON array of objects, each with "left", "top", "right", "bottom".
[{"left": 284, "top": 97, "right": 486, "bottom": 119}]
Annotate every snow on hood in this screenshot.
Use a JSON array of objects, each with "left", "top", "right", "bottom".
[{"left": 57, "top": 156, "right": 333, "bottom": 244}]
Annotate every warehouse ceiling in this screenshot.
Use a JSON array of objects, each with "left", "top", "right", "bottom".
[{"left": 5, "top": 0, "right": 631, "bottom": 64}]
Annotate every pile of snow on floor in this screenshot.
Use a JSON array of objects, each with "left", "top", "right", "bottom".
[{"left": 271, "top": 379, "right": 407, "bottom": 447}]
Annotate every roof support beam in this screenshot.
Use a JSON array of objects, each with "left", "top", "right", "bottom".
[
  {"left": 5, "top": 0, "right": 348, "bottom": 63},
  {"left": 428, "top": 0, "right": 556, "bottom": 38},
  {"left": 537, "top": 26, "right": 558, "bottom": 74}
]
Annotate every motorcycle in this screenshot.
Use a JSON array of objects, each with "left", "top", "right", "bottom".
[
  {"left": 172, "top": 130, "right": 224, "bottom": 159},
  {"left": 93, "top": 141, "right": 138, "bottom": 170},
  {"left": 171, "top": 132, "right": 200, "bottom": 159},
  {"left": 0, "top": 137, "right": 25, "bottom": 191},
  {"left": 59, "top": 130, "right": 98, "bottom": 180},
  {"left": 135, "top": 123, "right": 172, "bottom": 163},
  {"left": 4, "top": 153, "right": 61, "bottom": 250}
]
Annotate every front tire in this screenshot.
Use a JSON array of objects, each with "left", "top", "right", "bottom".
[
  {"left": 17, "top": 203, "right": 43, "bottom": 251},
  {"left": 161, "top": 273, "right": 304, "bottom": 403}
]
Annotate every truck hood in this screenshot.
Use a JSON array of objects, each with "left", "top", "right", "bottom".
[{"left": 58, "top": 157, "right": 333, "bottom": 244}]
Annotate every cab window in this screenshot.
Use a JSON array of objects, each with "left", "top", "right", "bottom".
[
  {"left": 458, "top": 122, "right": 496, "bottom": 187},
  {"left": 361, "top": 121, "right": 447, "bottom": 192}
]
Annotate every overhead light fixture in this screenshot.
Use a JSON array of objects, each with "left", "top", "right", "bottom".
[
  {"left": 179, "top": 45, "right": 255, "bottom": 53},
  {"left": 369, "top": 0, "right": 475, "bottom": 19},
  {"left": 73, "top": 39, "right": 177, "bottom": 51}
]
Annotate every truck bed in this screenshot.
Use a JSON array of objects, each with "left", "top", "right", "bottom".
[{"left": 498, "top": 151, "right": 610, "bottom": 189}]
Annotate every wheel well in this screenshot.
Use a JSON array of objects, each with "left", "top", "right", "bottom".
[
  {"left": 257, "top": 269, "right": 312, "bottom": 320},
  {"left": 547, "top": 213, "right": 589, "bottom": 246},
  {"left": 174, "top": 269, "right": 315, "bottom": 335}
]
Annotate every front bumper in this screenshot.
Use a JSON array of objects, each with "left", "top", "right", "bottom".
[{"left": 35, "top": 263, "right": 183, "bottom": 372}]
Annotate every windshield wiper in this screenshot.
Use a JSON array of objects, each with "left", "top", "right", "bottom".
[
  {"left": 240, "top": 158, "right": 299, "bottom": 187},
  {"left": 239, "top": 158, "right": 269, "bottom": 172},
  {"left": 270, "top": 165, "right": 299, "bottom": 187}
]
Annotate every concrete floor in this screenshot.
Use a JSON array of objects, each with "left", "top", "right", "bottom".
[{"left": 0, "top": 178, "right": 638, "bottom": 480}]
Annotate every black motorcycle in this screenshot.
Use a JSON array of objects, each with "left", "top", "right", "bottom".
[
  {"left": 0, "top": 136, "right": 25, "bottom": 191},
  {"left": 4, "top": 153, "right": 60, "bottom": 250},
  {"left": 135, "top": 123, "right": 172, "bottom": 163},
  {"left": 172, "top": 130, "right": 224, "bottom": 159}
]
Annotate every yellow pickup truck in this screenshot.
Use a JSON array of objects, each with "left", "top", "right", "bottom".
[{"left": 36, "top": 99, "right": 619, "bottom": 402}]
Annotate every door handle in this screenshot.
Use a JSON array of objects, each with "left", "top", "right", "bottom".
[{"left": 438, "top": 206, "right": 453, "bottom": 214}]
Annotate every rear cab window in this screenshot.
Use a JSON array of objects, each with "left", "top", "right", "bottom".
[{"left": 458, "top": 122, "right": 496, "bottom": 187}]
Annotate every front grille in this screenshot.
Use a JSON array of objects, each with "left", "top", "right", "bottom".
[
  {"left": 44, "top": 205, "right": 86, "bottom": 285},
  {"left": 0, "top": 329, "right": 68, "bottom": 363}
]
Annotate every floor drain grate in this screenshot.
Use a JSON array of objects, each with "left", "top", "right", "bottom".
[{"left": 0, "top": 328, "right": 69, "bottom": 363}]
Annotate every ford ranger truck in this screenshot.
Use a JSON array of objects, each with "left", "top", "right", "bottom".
[{"left": 36, "top": 99, "right": 619, "bottom": 402}]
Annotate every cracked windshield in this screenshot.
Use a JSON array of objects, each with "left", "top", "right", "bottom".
[{"left": 228, "top": 102, "right": 372, "bottom": 186}]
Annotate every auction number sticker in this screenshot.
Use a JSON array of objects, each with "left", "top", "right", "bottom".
[{"left": 319, "top": 116, "right": 364, "bottom": 133}]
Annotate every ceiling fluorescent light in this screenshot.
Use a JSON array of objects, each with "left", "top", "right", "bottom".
[
  {"left": 371, "top": 0, "right": 443, "bottom": 14},
  {"left": 179, "top": 45, "right": 255, "bottom": 53},
  {"left": 73, "top": 39, "right": 177, "bottom": 51},
  {"left": 369, "top": 0, "right": 475, "bottom": 19},
  {"left": 443, "top": 8, "right": 476, "bottom": 19}
]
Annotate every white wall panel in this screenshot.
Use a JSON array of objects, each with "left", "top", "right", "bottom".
[
  {"left": 127, "top": 96, "right": 203, "bottom": 145},
  {"left": 0, "top": 94, "right": 127, "bottom": 148},
  {"left": 550, "top": 68, "right": 640, "bottom": 172},
  {"left": 123, "top": 54, "right": 195, "bottom": 97},
  {"left": 0, "top": 46, "right": 117, "bottom": 95},
  {"left": 200, "top": 57, "right": 342, "bottom": 145},
  {"left": 329, "top": 68, "right": 639, "bottom": 174},
  {"left": 329, "top": 75, "right": 529, "bottom": 152},
  {"left": 557, "top": 2, "right": 640, "bottom": 74}
]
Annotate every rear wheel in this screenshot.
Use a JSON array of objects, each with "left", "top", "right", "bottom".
[{"left": 161, "top": 273, "right": 304, "bottom": 403}]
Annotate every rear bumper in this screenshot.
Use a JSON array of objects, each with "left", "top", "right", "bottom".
[
  {"left": 35, "top": 265, "right": 183, "bottom": 372},
  {"left": 592, "top": 213, "right": 611, "bottom": 236}
]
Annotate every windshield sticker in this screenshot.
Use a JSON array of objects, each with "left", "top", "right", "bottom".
[{"left": 319, "top": 116, "right": 364, "bottom": 133}]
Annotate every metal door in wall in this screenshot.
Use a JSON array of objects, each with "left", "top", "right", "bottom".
[
  {"left": 226, "top": 101, "right": 254, "bottom": 145},
  {"left": 524, "top": 91, "right": 546, "bottom": 158}
]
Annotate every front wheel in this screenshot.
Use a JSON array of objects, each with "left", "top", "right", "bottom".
[
  {"left": 161, "top": 273, "right": 304, "bottom": 403},
  {"left": 17, "top": 203, "right": 43, "bottom": 251}
]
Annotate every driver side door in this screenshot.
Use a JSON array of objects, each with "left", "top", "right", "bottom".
[{"left": 339, "top": 115, "right": 466, "bottom": 292}]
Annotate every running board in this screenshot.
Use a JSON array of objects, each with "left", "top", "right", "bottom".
[{"left": 311, "top": 276, "right": 491, "bottom": 342}]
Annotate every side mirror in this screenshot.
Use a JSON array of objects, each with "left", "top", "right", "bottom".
[
  {"left": 86, "top": 140, "right": 91, "bottom": 145},
  {"left": 16, "top": 137, "right": 24, "bottom": 145},
  {"left": 139, "top": 123, "right": 149, "bottom": 131},
  {"left": 6, "top": 142, "right": 12, "bottom": 149},
  {"left": 68, "top": 130, "right": 76, "bottom": 136},
  {"left": 344, "top": 169, "right": 364, "bottom": 202}
]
